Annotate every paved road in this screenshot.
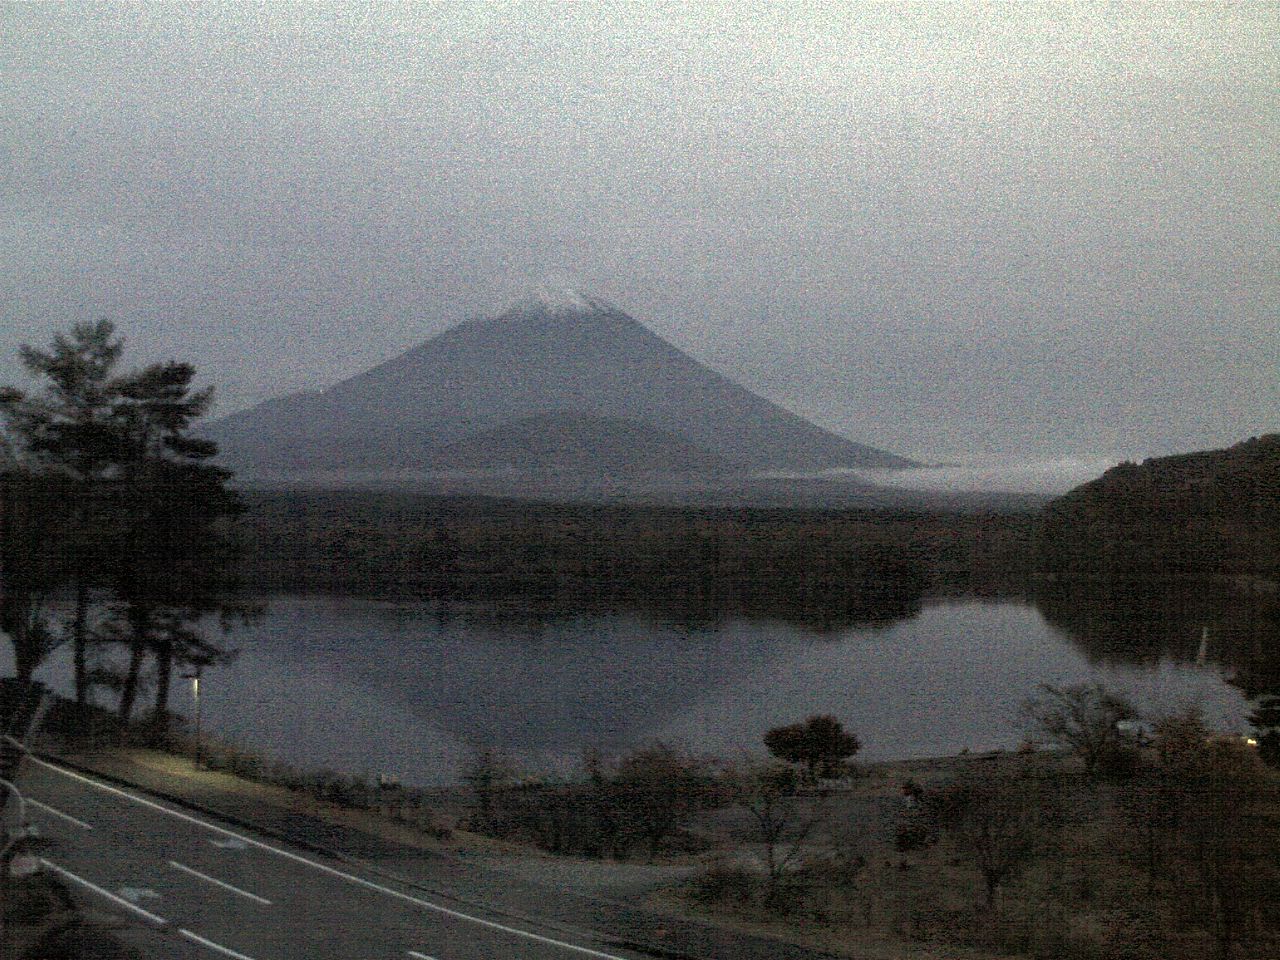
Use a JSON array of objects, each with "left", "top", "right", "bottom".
[{"left": 16, "top": 756, "right": 651, "bottom": 960}]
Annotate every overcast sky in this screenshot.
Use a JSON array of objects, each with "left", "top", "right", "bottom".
[{"left": 2, "top": 2, "right": 1276, "bottom": 464}]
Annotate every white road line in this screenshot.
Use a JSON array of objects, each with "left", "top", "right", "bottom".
[
  {"left": 32, "top": 756, "right": 631, "bottom": 960},
  {"left": 38, "top": 858, "right": 169, "bottom": 928},
  {"left": 168, "top": 859, "right": 273, "bottom": 906},
  {"left": 407, "top": 952, "right": 439, "bottom": 959},
  {"left": 27, "top": 797, "right": 94, "bottom": 830},
  {"left": 179, "top": 927, "right": 258, "bottom": 960}
]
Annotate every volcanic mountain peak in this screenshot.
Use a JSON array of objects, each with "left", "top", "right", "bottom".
[{"left": 202, "top": 295, "right": 916, "bottom": 478}]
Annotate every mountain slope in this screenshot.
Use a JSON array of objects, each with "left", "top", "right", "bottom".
[
  {"left": 432, "top": 413, "right": 737, "bottom": 473},
  {"left": 203, "top": 294, "right": 913, "bottom": 475}
]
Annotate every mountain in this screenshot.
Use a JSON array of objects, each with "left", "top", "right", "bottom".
[
  {"left": 434, "top": 413, "right": 737, "bottom": 473},
  {"left": 202, "top": 292, "right": 914, "bottom": 479},
  {"left": 1040, "top": 434, "right": 1280, "bottom": 582}
]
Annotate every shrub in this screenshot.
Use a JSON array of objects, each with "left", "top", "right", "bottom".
[
  {"left": 928, "top": 756, "right": 1063, "bottom": 910},
  {"left": 689, "top": 861, "right": 756, "bottom": 906},
  {"left": 894, "top": 812, "right": 935, "bottom": 852},
  {"left": 1096, "top": 740, "right": 1142, "bottom": 780},
  {"left": 465, "top": 744, "right": 720, "bottom": 860}
]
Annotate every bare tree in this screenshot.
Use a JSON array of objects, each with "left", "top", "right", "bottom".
[
  {"left": 728, "top": 760, "right": 830, "bottom": 905},
  {"left": 1116, "top": 770, "right": 1181, "bottom": 895},
  {"left": 930, "top": 756, "right": 1061, "bottom": 910},
  {"left": 1114, "top": 708, "right": 1209, "bottom": 894},
  {"left": 1021, "top": 682, "right": 1136, "bottom": 776},
  {"left": 462, "top": 746, "right": 516, "bottom": 832}
]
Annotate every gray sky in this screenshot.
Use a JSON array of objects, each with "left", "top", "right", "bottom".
[{"left": 2, "top": 2, "right": 1276, "bottom": 463}]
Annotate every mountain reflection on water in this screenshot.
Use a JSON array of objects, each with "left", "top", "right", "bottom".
[
  {"left": 165, "top": 585, "right": 1249, "bottom": 785},
  {"left": 9, "top": 583, "right": 1264, "bottom": 786}
]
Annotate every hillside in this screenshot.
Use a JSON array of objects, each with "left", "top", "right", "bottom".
[
  {"left": 1040, "top": 434, "right": 1280, "bottom": 582},
  {"left": 201, "top": 294, "right": 913, "bottom": 478}
]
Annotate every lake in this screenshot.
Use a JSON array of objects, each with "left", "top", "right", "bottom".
[{"left": 15, "top": 591, "right": 1255, "bottom": 786}]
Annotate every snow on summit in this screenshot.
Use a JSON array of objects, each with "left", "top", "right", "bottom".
[{"left": 498, "top": 280, "right": 600, "bottom": 318}]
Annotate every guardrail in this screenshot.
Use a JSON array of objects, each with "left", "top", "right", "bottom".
[{"left": 1, "top": 682, "right": 50, "bottom": 881}]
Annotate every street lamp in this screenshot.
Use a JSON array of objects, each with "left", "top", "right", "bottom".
[{"left": 180, "top": 665, "right": 203, "bottom": 769}]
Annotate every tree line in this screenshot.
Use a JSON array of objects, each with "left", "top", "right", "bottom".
[
  {"left": 0, "top": 321, "right": 250, "bottom": 725},
  {"left": 233, "top": 489, "right": 1038, "bottom": 629}
]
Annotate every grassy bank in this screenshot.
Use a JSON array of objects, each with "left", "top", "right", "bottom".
[{"left": 37, "top": 696, "right": 459, "bottom": 844}]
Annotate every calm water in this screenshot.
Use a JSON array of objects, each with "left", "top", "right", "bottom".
[{"left": 16, "top": 593, "right": 1252, "bottom": 785}]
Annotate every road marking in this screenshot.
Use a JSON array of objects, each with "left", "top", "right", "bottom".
[
  {"left": 407, "top": 952, "right": 439, "bottom": 959},
  {"left": 38, "top": 859, "right": 169, "bottom": 928},
  {"left": 169, "top": 859, "right": 273, "bottom": 905},
  {"left": 119, "top": 886, "right": 161, "bottom": 903},
  {"left": 179, "top": 927, "right": 258, "bottom": 960},
  {"left": 210, "top": 837, "right": 248, "bottom": 850},
  {"left": 33, "top": 756, "right": 631, "bottom": 960},
  {"left": 27, "top": 797, "right": 94, "bottom": 830}
]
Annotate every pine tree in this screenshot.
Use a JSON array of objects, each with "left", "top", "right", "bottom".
[
  {"left": 2, "top": 322, "right": 253, "bottom": 726},
  {"left": 106, "top": 361, "right": 249, "bottom": 724},
  {"left": 0, "top": 470, "right": 74, "bottom": 685},
  {"left": 0, "top": 320, "right": 126, "bottom": 702}
]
